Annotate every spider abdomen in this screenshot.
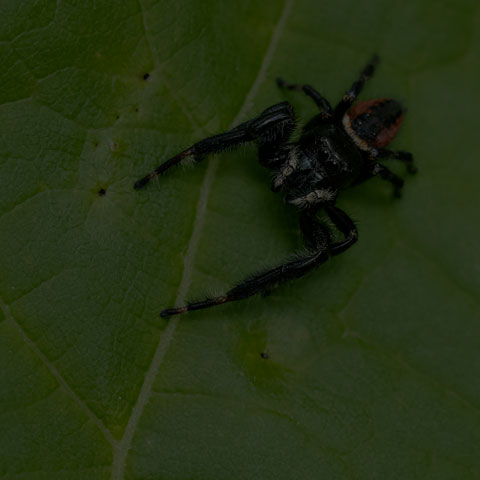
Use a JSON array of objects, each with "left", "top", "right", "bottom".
[{"left": 342, "top": 98, "right": 404, "bottom": 151}]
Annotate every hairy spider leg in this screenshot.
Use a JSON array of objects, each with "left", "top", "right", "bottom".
[
  {"left": 134, "top": 102, "right": 296, "bottom": 189},
  {"left": 160, "top": 206, "right": 358, "bottom": 318},
  {"left": 276, "top": 78, "right": 333, "bottom": 117},
  {"left": 333, "top": 54, "right": 380, "bottom": 120},
  {"left": 324, "top": 205, "right": 358, "bottom": 254},
  {"left": 372, "top": 163, "right": 404, "bottom": 197},
  {"left": 376, "top": 149, "right": 417, "bottom": 174}
]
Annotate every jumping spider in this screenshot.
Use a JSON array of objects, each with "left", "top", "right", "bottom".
[{"left": 134, "top": 55, "right": 416, "bottom": 318}]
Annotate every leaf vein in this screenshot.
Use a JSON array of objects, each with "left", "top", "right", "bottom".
[
  {"left": 111, "top": 1, "right": 295, "bottom": 477},
  {"left": 0, "top": 296, "right": 116, "bottom": 447}
]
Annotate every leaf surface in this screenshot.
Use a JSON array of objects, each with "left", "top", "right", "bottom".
[{"left": 1, "top": 0, "right": 479, "bottom": 478}]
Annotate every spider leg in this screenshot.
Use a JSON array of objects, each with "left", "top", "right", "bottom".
[
  {"left": 375, "top": 148, "right": 417, "bottom": 174},
  {"left": 160, "top": 206, "right": 358, "bottom": 318},
  {"left": 334, "top": 54, "right": 379, "bottom": 120},
  {"left": 286, "top": 188, "right": 337, "bottom": 209},
  {"left": 325, "top": 205, "right": 358, "bottom": 255},
  {"left": 134, "top": 102, "right": 296, "bottom": 189},
  {"left": 372, "top": 163, "right": 404, "bottom": 197},
  {"left": 276, "top": 78, "right": 332, "bottom": 117}
]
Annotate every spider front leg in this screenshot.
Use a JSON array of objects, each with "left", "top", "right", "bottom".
[
  {"left": 134, "top": 101, "right": 296, "bottom": 189},
  {"left": 160, "top": 206, "right": 358, "bottom": 318},
  {"left": 325, "top": 205, "right": 358, "bottom": 255}
]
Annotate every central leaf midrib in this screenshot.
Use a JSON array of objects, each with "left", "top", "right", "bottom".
[{"left": 110, "top": 1, "right": 295, "bottom": 477}]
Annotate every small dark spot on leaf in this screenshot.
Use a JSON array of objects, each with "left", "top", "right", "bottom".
[
  {"left": 143, "top": 73, "right": 150, "bottom": 80},
  {"left": 135, "top": 107, "right": 139, "bottom": 113},
  {"left": 116, "top": 114, "right": 120, "bottom": 120},
  {"left": 98, "top": 188, "right": 106, "bottom": 196},
  {"left": 93, "top": 141, "right": 99, "bottom": 148},
  {"left": 260, "top": 352, "right": 269, "bottom": 360}
]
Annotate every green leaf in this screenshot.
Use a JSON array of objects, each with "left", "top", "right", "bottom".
[{"left": 1, "top": 0, "right": 479, "bottom": 478}]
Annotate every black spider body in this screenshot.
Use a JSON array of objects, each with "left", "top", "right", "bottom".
[
  {"left": 282, "top": 97, "right": 406, "bottom": 204},
  {"left": 282, "top": 122, "right": 365, "bottom": 202},
  {"left": 134, "top": 56, "right": 416, "bottom": 318}
]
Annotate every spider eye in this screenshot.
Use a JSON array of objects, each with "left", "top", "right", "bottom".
[{"left": 319, "top": 148, "right": 329, "bottom": 160}]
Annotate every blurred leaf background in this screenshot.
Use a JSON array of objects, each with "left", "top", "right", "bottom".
[{"left": 0, "top": 0, "right": 479, "bottom": 478}]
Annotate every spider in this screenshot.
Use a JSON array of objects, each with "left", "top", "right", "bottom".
[{"left": 134, "top": 55, "right": 416, "bottom": 318}]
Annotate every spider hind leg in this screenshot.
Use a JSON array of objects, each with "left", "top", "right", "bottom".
[
  {"left": 276, "top": 78, "right": 333, "bottom": 117},
  {"left": 376, "top": 149, "right": 417, "bottom": 174},
  {"left": 334, "top": 54, "right": 379, "bottom": 120}
]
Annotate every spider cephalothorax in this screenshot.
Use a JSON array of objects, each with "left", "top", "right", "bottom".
[{"left": 134, "top": 55, "right": 416, "bottom": 318}]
